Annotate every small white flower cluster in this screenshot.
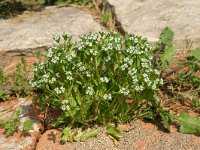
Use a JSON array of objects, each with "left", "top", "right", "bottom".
[
  {"left": 66, "top": 71, "right": 73, "bottom": 81},
  {"left": 89, "top": 49, "right": 98, "bottom": 56},
  {"left": 135, "top": 85, "right": 144, "bottom": 91},
  {"left": 121, "top": 63, "right": 128, "bottom": 71},
  {"left": 100, "top": 77, "right": 109, "bottom": 83},
  {"left": 119, "top": 87, "right": 130, "bottom": 96},
  {"left": 66, "top": 51, "right": 76, "bottom": 62},
  {"left": 41, "top": 73, "right": 50, "bottom": 83},
  {"left": 154, "top": 69, "right": 161, "bottom": 75},
  {"left": 51, "top": 56, "right": 59, "bottom": 64},
  {"left": 86, "top": 71, "right": 92, "bottom": 77},
  {"left": 77, "top": 41, "right": 84, "bottom": 50},
  {"left": 124, "top": 57, "right": 133, "bottom": 65},
  {"left": 47, "top": 48, "right": 53, "bottom": 58},
  {"left": 29, "top": 79, "right": 37, "bottom": 88},
  {"left": 75, "top": 62, "right": 86, "bottom": 71},
  {"left": 132, "top": 76, "right": 138, "bottom": 84},
  {"left": 143, "top": 73, "right": 151, "bottom": 86},
  {"left": 60, "top": 99, "right": 70, "bottom": 111},
  {"left": 54, "top": 86, "right": 65, "bottom": 94},
  {"left": 103, "top": 94, "right": 112, "bottom": 100},
  {"left": 126, "top": 46, "right": 145, "bottom": 55},
  {"left": 49, "top": 77, "right": 56, "bottom": 84},
  {"left": 102, "top": 46, "right": 108, "bottom": 52},
  {"left": 86, "top": 87, "right": 95, "bottom": 96},
  {"left": 32, "top": 62, "right": 47, "bottom": 72},
  {"left": 128, "top": 68, "right": 137, "bottom": 76},
  {"left": 79, "top": 66, "right": 86, "bottom": 71},
  {"left": 151, "top": 78, "right": 163, "bottom": 90},
  {"left": 104, "top": 56, "right": 111, "bottom": 62},
  {"left": 114, "top": 44, "right": 122, "bottom": 51}
]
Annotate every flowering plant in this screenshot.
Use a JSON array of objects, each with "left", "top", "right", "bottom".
[{"left": 31, "top": 31, "right": 163, "bottom": 133}]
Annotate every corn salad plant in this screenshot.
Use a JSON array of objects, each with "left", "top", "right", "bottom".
[
  {"left": 30, "top": 31, "right": 164, "bottom": 141},
  {"left": 30, "top": 31, "right": 200, "bottom": 141}
]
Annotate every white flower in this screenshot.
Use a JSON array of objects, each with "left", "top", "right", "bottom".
[
  {"left": 66, "top": 76, "right": 73, "bottom": 80},
  {"left": 56, "top": 73, "right": 60, "bottom": 77},
  {"left": 141, "top": 62, "right": 148, "bottom": 68},
  {"left": 60, "top": 86, "right": 65, "bottom": 93},
  {"left": 54, "top": 87, "right": 61, "bottom": 94},
  {"left": 65, "top": 71, "right": 72, "bottom": 75},
  {"left": 147, "top": 80, "right": 152, "bottom": 86},
  {"left": 124, "top": 57, "right": 133, "bottom": 65},
  {"left": 49, "top": 77, "right": 56, "bottom": 84},
  {"left": 160, "top": 79, "right": 163, "bottom": 85},
  {"left": 152, "top": 83, "right": 156, "bottom": 90},
  {"left": 104, "top": 56, "right": 111, "bottom": 62},
  {"left": 143, "top": 73, "right": 148, "bottom": 78},
  {"left": 47, "top": 48, "right": 53, "bottom": 58},
  {"left": 76, "top": 62, "right": 82, "bottom": 67},
  {"left": 86, "top": 71, "right": 91, "bottom": 77},
  {"left": 103, "top": 94, "right": 112, "bottom": 100},
  {"left": 51, "top": 56, "right": 59, "bottom": 63},
  {"left": 121, "top": 63, "right": 128, "bottom": 71},
  {"left": 132, "top": 76, "right": 138, "bottom": 84},
  {"left": 29, "top": 79, "right": 37, "bottom": 88},
  {"left": 89, "top": 49, "right": 94, "bottom": 54},
  {"left": 154, "top": 69, "right": 160, "bottom": 75},
  {"left": 100, "top": 77, "right": 109, "bottom": 83},
  {"left": 135, "top": 85, "right": 144, "bottom": 91},
  {"left": 61, "top": 99, "right": 69, "bottom": 105},
  {"left": 55, "top": 86, "right": 65, "bottom": 94},
  {"left": 126, "top": 46, "right": 134, "bottom": 54},
  {"left": 71, "top": 51, "right": 76, "bottom": 58},
  {"left": 93, "top": 51, "right": 98, "bottom": 56},
  {"left": 119, "top": 88, "right": 130, "bottom": 95},
  {"left": 67, "top": 56, "right": 73, "bottom": 61},
  {"left": 61, "top": 105, "right": 70, "bottom": 111},
  {"left": 33, "top": 67, "right": 38, "bottom": 72},
  {"left": 144, "top": 77, "right": 150, "bottom": 83},
  {"left": 128, "top": 68, "right": 137, "bottom": 76},
  {"left": 102, "top": 46, "right": 108, "bottom": 51},
  {"left": 86, "top": 87, "right": 95, "bottom": 96},
  {"left": 79, "top": 66, "right": 86, "bottom": 71}
]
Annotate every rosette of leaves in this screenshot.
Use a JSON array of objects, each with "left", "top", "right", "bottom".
[{"left": 31, "top": 31, "right": 163, "bottom": 141}]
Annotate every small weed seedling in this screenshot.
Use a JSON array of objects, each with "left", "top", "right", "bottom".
[{"left": 0, "top": 109, "right": 33, "bottom": 136}]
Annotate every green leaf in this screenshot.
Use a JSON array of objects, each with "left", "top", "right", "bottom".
[
  {"left": 106, "top": 126, "right": 123, "bottom": 141},
  {"left": 80, "top": 129, "right": 98, "bottom": 142},
  {"left": 160, "top": 46, "right": 176, "bottom": 65},
  {"left": 159, "top": 27, "right": 174, "bottom": 45},
  {"left": 22, "top": 119, "right": 33, "bottom": 133},
  {"left": 72, "top": 128, "right": 83, "bottom": 142},
  {"left": 103, "top": 13, "right": 111, "bottom": 23},
  {"left": 188, "top": 48, "right": 200, "bottom": 61},
  {"left": 84, "top": 50, "right": 90, "bottom": 55},
  {"left": 139, "top": 89, "right": 154, "bottom": 101},
  {"left": 159, "top": 112, "right": 171, "bottom": 131},
  {"left": 38, "top": 0, "right": 45, "bottom": 5},
  {"left": 61, "top": 126, "right": 72, "bottom": 142},
  {"left": 173, "top": 111, "right": 200, "bottom": 134},
  {"left": 0, "top": 119, "right": 5, "bottom": 127}
]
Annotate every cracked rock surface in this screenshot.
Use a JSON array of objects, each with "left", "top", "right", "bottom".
[
  {"left": 102, "top": 0, "right": 200, "bottom": 52},
  {"left": 0, "top": 6, "right": 103, "bottom": 66}
]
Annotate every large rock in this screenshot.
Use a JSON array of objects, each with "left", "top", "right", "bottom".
[
  {"left": 102, "top": 0, "right": 200, "bottom": 52},
  {"left": 0, "top": 6, "right": 103, "bottom": 66}
]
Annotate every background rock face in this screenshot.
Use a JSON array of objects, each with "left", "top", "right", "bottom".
[
  {"left": 103, "top": 0, "right": 200, "bottom": 52},
  {"left": 0, "top": 6, "right": 103, "bottom": 66}
]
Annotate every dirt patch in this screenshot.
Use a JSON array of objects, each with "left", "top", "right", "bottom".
[{"left": 35, "top": 119, "right": 200, "bottom": 150}]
